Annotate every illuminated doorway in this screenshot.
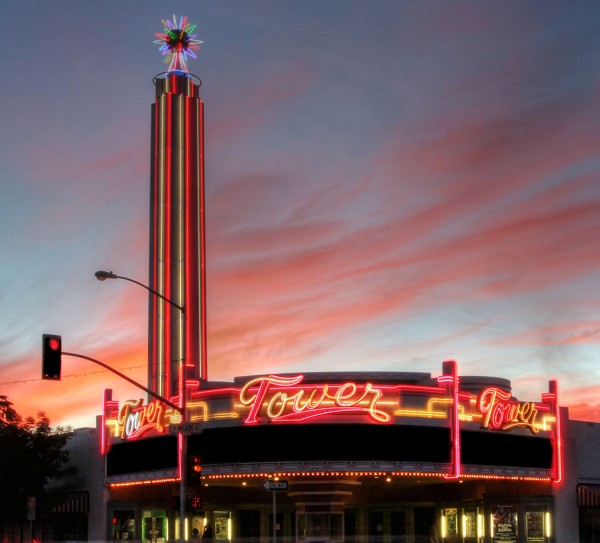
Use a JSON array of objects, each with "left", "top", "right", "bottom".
[
  {"left": 142, "top": 510, "right": 167, "bottom": 543},
  {"left": 214, "top": 511, "right": 231, "bottom": 542},
  {"left": 297, "top": 512, "right": 343, "bottom": 543}
]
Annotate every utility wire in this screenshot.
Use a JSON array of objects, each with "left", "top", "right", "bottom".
[{"left": 0, "top": 365, "right": 147, "bottom": 386}]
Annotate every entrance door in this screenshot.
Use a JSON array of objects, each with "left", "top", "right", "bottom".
[
  {"left": 238, "top": 509, "right": 260, "bottom": 543},
  {"left": 142, "top": 510, "right": 167, "bottom": 543},
  {"left": 367, "top": 511, "right": 384, "bottom": 543},
  {"left": 297, "top": 511, "right": 343, "bottom": 543},
  {"left": 414, "top": 507, "right": 436, "bottom": 543},
  {"left": 214, "top": 511, "right": 231, "bottom": 542},
  {"left": 391, "top": 510, "right": 408, "bottom": 543},
  {"left": 112, "top": 509, "right": 136, "bottom": 541}
]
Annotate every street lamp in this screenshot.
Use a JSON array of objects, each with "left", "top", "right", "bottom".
[
  {"left": 95, "top": 270, "right": 189, "bottom": 542},
  {"left": 95, "top": 270, "right": 184, "bottom": 313}
]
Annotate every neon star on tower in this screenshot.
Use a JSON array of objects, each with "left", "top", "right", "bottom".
[{"left": 154, "top": 15, "right": 203, "bottom": 73}]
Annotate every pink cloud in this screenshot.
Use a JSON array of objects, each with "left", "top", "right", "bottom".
[
  {"left": 490, "top": 320, "right": 600, "bottom": 347},
  {"left": 560, "top": 383, "right": 600, "bottom": 422}
]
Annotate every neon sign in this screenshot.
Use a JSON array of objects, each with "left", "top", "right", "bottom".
[
  {"left": 239, "top": 374, "right": 391, "bottom": 423},
  {"left": 117, "top": 399, "right": 168, "bottom": 439},
  {"left": 105, "top": 376, "right": 556, "bottom": 443},
  {"left": 477, "top": 387, "right": 540, "bottom": 434}
]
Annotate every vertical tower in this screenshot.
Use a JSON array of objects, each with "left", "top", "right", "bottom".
[{"left": 148, "top": 71, "right": 207, "bottom": 400}]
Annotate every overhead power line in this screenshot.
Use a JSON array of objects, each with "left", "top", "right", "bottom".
[{"left": 0, "top": 364, "right": 147, "bottom": 386}]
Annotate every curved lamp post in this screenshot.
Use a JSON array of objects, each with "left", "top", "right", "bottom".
[
  {"left": 95, "top": 270, "right": 184, "bottom": 313},
  {"left": 96, "top": 270, "right": 189, "bottom": 542}
]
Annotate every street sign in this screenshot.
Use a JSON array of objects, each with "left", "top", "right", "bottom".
[
  {"left": 27, "top": 496, "right": 36, "bottom": 521},
  {"left": 169, "top": 423, "right": 203, "bottom": 435},
  {"left": 262, "top": 480, "right": 288, "bottom": 492}
]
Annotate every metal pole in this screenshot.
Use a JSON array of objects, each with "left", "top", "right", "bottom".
[
  {"left": 95, "top": 271, "right": 184, "bottom": 313},
  {"left": 179, "top": 357, "right": 188, "bottom": 543},
  {"left": 180, "top": 431, "right": 187, "bottom": 543},
  {"left": 63, "top": 352, "right": 183, "bottom": 413},
  {"left": 94, "top": 271, "right": 188, "bottom": 541},
  {"left": 272, "top": 490, "right": 276, "bottom": 543}
]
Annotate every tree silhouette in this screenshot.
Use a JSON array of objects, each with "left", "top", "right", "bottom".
[{"left": 0, "top": 395, "right": 74, "bottom": 522}]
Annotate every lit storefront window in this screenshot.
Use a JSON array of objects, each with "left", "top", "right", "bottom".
[
  {"left": 524, "top": 506, "right": 550, "bottom": 542},
  {"left": 442, "top": 508, "right": 458, "bottom": 540},
  {"left": 214, "top": 511, "right": 231, "bottom": 542},
  {"left": 112, "top": 510, "right": 135, "bottom": 541},
  {"left": 491, "top": 505, "right": 518, "bottom": 543},
  {"left": 462, "top": 508, "right": 477, "bottom": 538}
]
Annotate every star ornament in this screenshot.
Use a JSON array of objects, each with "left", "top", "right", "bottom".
[{"left": 154, "top": 15, "right": 203, "bottom": 73}]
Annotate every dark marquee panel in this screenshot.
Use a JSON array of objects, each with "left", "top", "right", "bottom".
[
  {"left": 460, "top": 430, "right": 553, "bottom": 469},
  {"left": 105, "top": 424, "right": 554, "bottom": 478},
  {"left": 106, "top": 435, "right": 178, "bottom": 476},
  {"left": 189, "top": 424, "right": 452, "bottom": 464}
]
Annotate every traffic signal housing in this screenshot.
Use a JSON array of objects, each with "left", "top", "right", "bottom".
[
  {"left": 42, "top": 334, "right": 62, "bottom": 380},
  {"left": 190, "top": 456, "right": 202, "bottom": 479}
]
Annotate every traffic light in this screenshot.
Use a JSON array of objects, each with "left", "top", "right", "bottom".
[
  {"left": 191, "top": 495, "right": 202, "bottom": 511},
  {"left": 42, "top": 334, "right": 62, "bottom": 380},
  {"left": 190, "top": 456, "right": 202, "bottom": 478}
]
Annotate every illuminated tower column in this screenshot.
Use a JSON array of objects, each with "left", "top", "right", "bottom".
[{"left": 149, "top": 71, "right": 207, "bottom": 399}]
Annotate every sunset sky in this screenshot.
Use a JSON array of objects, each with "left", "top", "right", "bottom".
[{"left": 2, "top": 1, "right": 600, "bottom": 429}]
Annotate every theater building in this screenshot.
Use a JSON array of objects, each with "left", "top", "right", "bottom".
[{"left": 100, "top": 360, "right": 575, "bottom": 543}]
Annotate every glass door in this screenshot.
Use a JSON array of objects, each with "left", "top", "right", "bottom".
[
  {"left": 142, "top": 510, "right": 167, "bottom": 543},
  {"left": 297, "top": 512, "right": 343, "bottom": 543},
  {"left": 214, "top": 511, "right": 231, "bottom": 542}
]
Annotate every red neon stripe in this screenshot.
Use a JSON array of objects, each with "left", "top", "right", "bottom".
[
  {"left": 151, "top": 97, "right": 160, "bottom": 393},
  {"left": 164, "top": 92, "right": 173, "bottom": 398},
  {"left": 178, "top": 432, "right": 183, "bottom": 481},
  {"left": 100, "top": 388, "right": 110, "bottom": 455},
  {"left": 199, "top": 100, "right": 208, "bottom": 380},
  {"left": 265, "top": 407, "right": 391, "bottom": 424},
  {"left": 439, "top": 361, "right": 461, "bottom": 479},
  {"left": 184, "top": 95, "right": 194, "bottom": 384},
  {"left": 240, "top": 383, "right": 424, "bottom": 395},
  {"left": 547, "top": 382, "right": 563, "bottom": 484},
  {"left": 451, "top": 366, "right": 461, "bottom": 478}
]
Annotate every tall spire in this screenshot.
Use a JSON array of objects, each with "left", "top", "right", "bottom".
[{"left": 149, "top": 16, "right": 207, "bottom": 400}]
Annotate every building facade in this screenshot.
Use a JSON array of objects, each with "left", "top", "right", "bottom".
[{"left": 97, "top": 362, "right": 576, "bottom": 543}]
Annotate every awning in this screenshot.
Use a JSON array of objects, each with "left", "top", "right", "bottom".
[
  {"left": 52, "top": 492, "right": 89, "bottom": 514},
  {"left": 578, "top": 485, "right": 600, "bottom": 507}
]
